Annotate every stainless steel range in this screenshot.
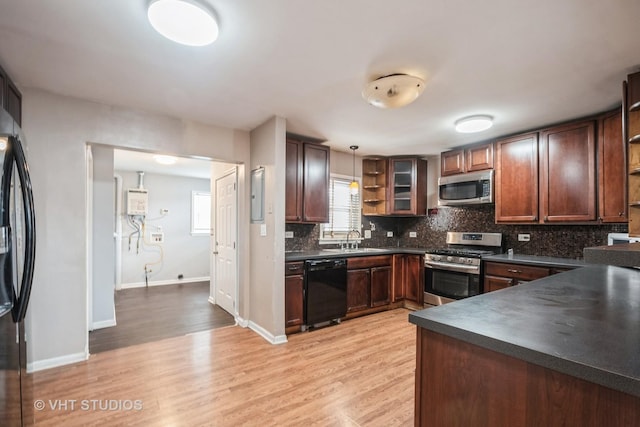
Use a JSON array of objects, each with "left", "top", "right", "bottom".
[{"left": 424, "top": 232, "right": 503, "bottom": 306}]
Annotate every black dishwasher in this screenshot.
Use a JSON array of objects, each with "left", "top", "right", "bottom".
[{"left": 304, "top": 258, "right": 347, "bottom": 327}]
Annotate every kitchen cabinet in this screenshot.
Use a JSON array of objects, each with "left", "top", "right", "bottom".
[
  {"left": 495, "top": 133, "right": 540, "bottom": 222},
  {"left": 440, "top": 149, "right": 465, "bottom": 176},
  {"left": 483, "top": 261, "right": 571, "bottom": 293},
  {"left": 392, "top": 253, "right": 424, "bottom": 304},
  {"left": 495, "top": 118, "right": 597, "bottom": 224},
  {"left": 284, "top": 261, "right": 304, "bottom": 327},
  {"left": 440, "top": 142, "right": 493, "bottom": 176},
  {"left": 625, "top": 72, "right": 640, "bottom": 236},
  {"left": 285, "top": 137, "right": 330, "bottom": 223},
  {"left": 370, "top": 266, "right": 392, "bottom": 307},
  {"left": 361, "top": 157, "right": 388, "bottom": 215},
  {"left": 346, "top": 269, "right": 370, "bottom": 312},
  {"left": 347, "top": 255, "right": 392, "bottom": 311},
  {"left": 598, "top": 108, "right": 627, "bottom": 223},
  {"left": 539, "top": 120, "right": 596, "bottom": 223},
  {"left": 0, "top": 64, "right": 22, "bottom": 126},
  {"left": 388, "top": 157, "right": 427, "bottom": 215}
]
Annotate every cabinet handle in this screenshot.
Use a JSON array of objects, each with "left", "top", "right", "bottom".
[
  {"left": 619, "top": 212, "right": 625, "bottom": 217},
  {"left": 533, "top": 216, "right": 538, "bottom": 221},
  {"left": 598, "top": 217, "right": 603, "bottom": 222},
  {"left": 507, "top": 269, "right": 522, "bottom": 274},
  {"left": 544, "top": 216, "right": 548, "bottom": 222}
]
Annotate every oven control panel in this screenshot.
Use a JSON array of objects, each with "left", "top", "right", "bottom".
[{"left": 425, "top": 254, "right": 481, "bottom": 267}]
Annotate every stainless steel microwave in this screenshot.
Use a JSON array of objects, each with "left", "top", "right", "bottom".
[{"left": 438, "top": 170, "right": 494, "bottom": 206}]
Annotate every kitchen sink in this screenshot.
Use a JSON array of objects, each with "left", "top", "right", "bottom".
[{"left": 322, "top": 247, "right": 387, "bottom": 253}]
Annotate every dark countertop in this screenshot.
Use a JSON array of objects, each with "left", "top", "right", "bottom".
[
  {"left": 482, "top": 253, "right": 587, "bottom": 269},
  {"left": 583, "top": 242, "right": 640, "bottom": 267},
  {"left": 409, "top": 265, "right": 640, "bottom": 398},
  {"left": 285, "top": 247, "right": 426, "bottom": 261}
]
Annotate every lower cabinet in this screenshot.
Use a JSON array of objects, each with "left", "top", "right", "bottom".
[
  {"left": 392, "top": 253, "right": 424, "bottom": 304},
  {"left": 483, "top": 261, "right": 571, "bottom": 293},
  {"left": 370, "top": 266, "right": 392, "bottom": 307},
  {"left": 347, "top": 269, "right": 370, "bottom": 312},
  {"left": 347, "top": 255, "right": 392, "bottom": 313},
  {"left": 284, "top": 261, "right": 304, "bottom": 327}
]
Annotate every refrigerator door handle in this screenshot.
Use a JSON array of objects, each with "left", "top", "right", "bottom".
[{"left": 11, "top": 136, "right": 35, "bottom": 323}]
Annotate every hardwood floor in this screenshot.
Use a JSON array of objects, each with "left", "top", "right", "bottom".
[
  {"left": 89, "top": 282, "right": 235, "bottom": 353},
  {"left": 31, "top": 309, "right": 416, "bottom": 426}
]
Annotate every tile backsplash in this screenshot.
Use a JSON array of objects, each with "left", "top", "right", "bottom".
[{"left": 285, "top": 205, "right": 627, "bottom": 259}]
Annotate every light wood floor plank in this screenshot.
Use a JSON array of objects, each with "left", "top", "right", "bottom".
[{"left": 30, "top": 309, "right": 416, "bottom": 426}]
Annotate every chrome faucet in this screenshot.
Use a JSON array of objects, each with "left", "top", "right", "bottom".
[{"left": 346, "top": 229, "right": 361, "bottom": 250}]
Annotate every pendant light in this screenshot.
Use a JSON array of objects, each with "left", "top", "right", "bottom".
[{"left": 349, "top": 145, "right": 359, "bottom": 195}]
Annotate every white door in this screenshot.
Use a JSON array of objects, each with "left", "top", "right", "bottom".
[{"left": 213, "top": 169, "right": 237, "bottom": 316}]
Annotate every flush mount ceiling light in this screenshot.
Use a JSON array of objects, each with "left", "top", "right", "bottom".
[
  {"left": 154, "top": 154, "right": 178, "bottom": 165},
  {"left": 147, "top": 0, "right": 219, "bottom": 46},
  {"left": 362, "top": 74, "right": 425, "bottom": 109},
  {"left": 454, "top": 115, "right": 494, "bottom": 133}
]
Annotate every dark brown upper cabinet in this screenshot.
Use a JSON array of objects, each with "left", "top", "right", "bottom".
[
  {"left": 598, "top": 108, "right": 626, "bottom": 223},
  {"left": 539, "top": 120, "right": 596, "bottom": 223},
  {"left": 387, "top": 157, "right": 427, "bottom": 215},
  {"left": 441, "top": 142, "right": 493, "bottom": 176},
  {"left": 285, "top": 137, "right": 330, "bottom": 223}
]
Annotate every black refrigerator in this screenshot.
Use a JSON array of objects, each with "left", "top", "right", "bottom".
[{"left": 0, "top": 108, "right": 36, "bottom": 426}]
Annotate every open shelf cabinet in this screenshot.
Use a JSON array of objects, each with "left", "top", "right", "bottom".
[
  {"left": 626, "top": 71, "right": 640, "bottom": 236},
  {"left": 362, "top": 158, "right": 388, "bottom": 215}
]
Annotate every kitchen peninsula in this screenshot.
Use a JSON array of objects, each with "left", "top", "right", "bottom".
[{"left": 409, "top": 265, "right": 640, "bottom": 426}]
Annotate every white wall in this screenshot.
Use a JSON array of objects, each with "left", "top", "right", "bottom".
[
  {"left": 117, "top": 171, "right": 211, "bottom": 286},
  {"left": 248, "top": 116, "right": 287, "bottom": 343},
  {"left": 90, "top": 145, "right": 116, "bottom": 329},
  {"left": 23, "top": 88, "right": 251, "bottom": 370}
]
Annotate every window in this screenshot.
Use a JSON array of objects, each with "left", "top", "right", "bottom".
[
  {"left": 320, "top": 174, "right": 361, "bottom": 243},
  {"left": 191, "top": 191, "right": 211, "bottom": 235}
]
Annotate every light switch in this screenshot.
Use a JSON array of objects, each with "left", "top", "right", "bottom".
[
  {"left": 409, "top": 231, "right": 417, "bottom": 238},
  {"left": 260, "top": 224, "right": 267, "bottom": 236},
  {"left": 285, "top": 231, "right": 294, "bottom": 238},
  {"left": 364, "top": 230, "right": 372, "bottom": 239},
  {"left": 387, "top": 231, "right": 393, "bottom": 237}
]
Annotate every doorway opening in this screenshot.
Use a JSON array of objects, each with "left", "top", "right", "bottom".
[{"left": 86, "top": 146, "right": 240, "bottom": 353}]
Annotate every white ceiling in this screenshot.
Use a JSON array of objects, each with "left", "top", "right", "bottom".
[{"left": 1, "top": 1, "right": 639, "bottom": 157}]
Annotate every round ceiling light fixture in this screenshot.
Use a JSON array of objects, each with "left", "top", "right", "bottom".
[
  {"left": 154, "top": 154, "right": 178, "bottom": 165},
  {"left": 454, "top": 115, "right": 494, "bottom": 133},
  {"left": 362, "top": 74, "right": 425, "bottom": 109},
  {"left": 147, "top": 0, "right": 219, "bottom": 47}
]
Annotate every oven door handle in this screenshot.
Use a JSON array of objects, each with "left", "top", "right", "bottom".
[{"left": 425, "top": 260, "right": 480, "bottom": 274}]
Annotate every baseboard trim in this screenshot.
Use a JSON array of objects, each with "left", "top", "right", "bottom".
[
  {"left": 28, "top": 351, "right": 88, "bottom": 373},
  {"left": 248, "top": 321, "right": 287, "bottom": 345},
  {"left": 91, "top": 318, "right": 116, "bottom": 330},
  {"left": 236, "top": 316, "right": 249, "bottom": 328},
  {"left": 208, "top": 296, "right": 215, "bottom": 305},
  {"left": 120, "top": 276, "right": 210, "bottom": 289}
]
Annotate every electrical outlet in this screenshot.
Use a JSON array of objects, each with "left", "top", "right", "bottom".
[
  {"left": 364, "top": 230, "right": 372, "bottom": 239},
  {"left": 409, "top": 231, "right": 417, "bottom": 238},
  {"left": 386, "top": 231, "right": 394, "bottom": 237},
  {"left": 518, "top": 234, "right": 531, "bottom": 242},
  {"left": 150, "top": 232, "right": 164, "bottom": 243},
  {"left": 285, "top": 231, "right": 294, "bottom": 238}
]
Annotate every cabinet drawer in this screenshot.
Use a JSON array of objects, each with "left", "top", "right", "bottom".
[
  {"left": 285, "top": 261, "right": 304, "bottom": 276},
  {"left": 348, "top": 255, "right": 393, "bottom": 269},
  {"left": 484, "top": 262, "right": 550, "bottom": 281}
]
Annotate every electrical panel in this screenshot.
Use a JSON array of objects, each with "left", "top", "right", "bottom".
[{"left": 126, "top": 189, "right": 149, "bottom": 216}]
